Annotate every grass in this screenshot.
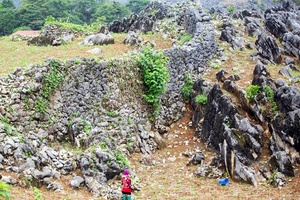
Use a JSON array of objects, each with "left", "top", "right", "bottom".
[{"left": 0, "top": 33, "right": 172, "bottom": 77}]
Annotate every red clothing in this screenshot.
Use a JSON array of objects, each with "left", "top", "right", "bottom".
[{"left": 121, "top": 175, "right": 132, "bottom": 193}]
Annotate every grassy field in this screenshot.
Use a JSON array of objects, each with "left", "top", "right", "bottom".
[{"left": 0, "top": 33, "right": 172, "bottom": 77}]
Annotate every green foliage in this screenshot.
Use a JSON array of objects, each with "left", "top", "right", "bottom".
[
  {"left": 1, "top": 0, "right": 14, "bottom": 9},
  {"left": 33, "top": 187, "right": 43, "bottom": 200},
  {"left": 263, "top": 85, "right": 278, "bottom": 112},
  {"left": 178, "top": 34, "right": 192, "bottom": 46},
  {"left": 0, "top": 8, "right": 18, "bottom": 36},
  {"left": 246, "top": 85, "right": 261, "bottom": 103},
  {"left": 107, "top": 111, "right": 118, "bottom": 117},
  {"left": 181, "top": 73, "right": 194, "bottom": 101},
  {"left": 42, "top": 59, "right": 63, "bottom": 99},
  {"left": 35, "top": 97, "right": 48, "bottom": 115},
  {"left": 83, "top": 124, "right": 91, "bottom": 134},
  {"left": 12, "top": 26, "right": 32, "bottom": 33},
  {"left": 195, "top": 94, "right": 207, "bottom": 105},
  {"left": 126, "top": 0, "right": 150, "bottom": 14},
  {"left": 93, "top": 2, "right": 131, "bottom": 24},
  {"left": 114, "top": 147, "right": 130, "bottom": 167},
  {"left": 137, "top": 46, "right": 169, "bottom": 118},
  {"left": 227, "top": 5, "right": 236, "bottom": 12},
  {"left": 44, "top": 16, "right": 93, "bottom": 33},
  {"left": 34, "top": 59, "right": 63, "bottom": 115},
  {"left": 0, "top": 181, "right": 11, "bottom": 200}
]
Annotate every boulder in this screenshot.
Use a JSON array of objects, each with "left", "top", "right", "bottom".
[
  {"left": 80, "top": 33, "right": 114, "bottom": 46},
  {"left": 123, "top": 31, "right": 143, "bottom": 46}
]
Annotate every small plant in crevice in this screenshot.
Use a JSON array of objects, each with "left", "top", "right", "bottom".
[
  {"left": 227, "top": 5, "right": 236, "bottom": 13},
  {"left": 178, "top": 34, "right": 192, "bottom": 46},
  {"left": 107, "top": 111, "right": 118, "bottom": 117},
  {"left": 195, "top": 94, "right": 207, "bottom": 105},
  {"left": 181, "top": 72, "right": 194, "bottom": 101},
  {"left": 137, "top": 46, "right": 169, "bottom": 120},
  {"left": 246, "top": 85, "right": 261, "bottom": 103}
]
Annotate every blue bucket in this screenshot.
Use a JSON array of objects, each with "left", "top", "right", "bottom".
[{"left": 218, "top": 178, "right": 229, "bottom": 186}]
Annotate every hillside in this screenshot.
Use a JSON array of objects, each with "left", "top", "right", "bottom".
[{"left": 0, "top": 0, "right": 300, "bottom": 200}]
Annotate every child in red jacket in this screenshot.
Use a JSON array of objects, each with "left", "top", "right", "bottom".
[{"left": 121, "top": 169, "right": 132, "bottom": 200}]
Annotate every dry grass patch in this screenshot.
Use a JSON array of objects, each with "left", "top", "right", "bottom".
[{"left": 0, "top": 33, "right": 172, "bottom": 77}]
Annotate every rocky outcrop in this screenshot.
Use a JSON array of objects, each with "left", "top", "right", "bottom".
[
  {"left": 219, "top": 20, "right": 245, "bottom": 50},
  {"left": 255, "top": 32, "right": 282, "bottom": 64},
  {"left": 27, "top": 24, "right": 79, "bottom": 46},
  {"left": 192, "top": 83, "right": 263, "bottom": 186},
  {"left": 108, "top": 1, "right": 170, "bottom": 33}
]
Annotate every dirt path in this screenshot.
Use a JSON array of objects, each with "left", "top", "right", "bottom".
[{"left": 130, "top": 105, "right": 300, "bottom": 200}]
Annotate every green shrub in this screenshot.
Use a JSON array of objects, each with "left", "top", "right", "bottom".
[
  {"left": 137, "top": 46, "right": 169, "bottom": 119},
  {"left": 0, "top": 181, "right": 11, "bottom": 200},
  {"left": 195, "top": 94, "right": 207, "bottom": 105},
  {"left": 181, "top": 73, "right": 194, "bottom": 101},
  {"left": 114, "top": 147, "right": 130, "bottom": 167},
  {"left": 246, "top": 85, "right": 261, "bottom": 102},
  {"left": 178, "top": 34, "right": 192, "bottom": 46},
  {"left": 33, "top": 187, "right": 43, "bottom": 200},
  {"left": 107, "top": 112, "right": 118, "bottom": 117},
  {"left": 227, "top": 5, "right": 235, "bottom": 12},
  {"left": 263, "top": 85, "right": 278, "bottom": 112}
]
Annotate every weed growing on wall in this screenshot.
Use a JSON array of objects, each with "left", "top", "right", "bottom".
[
  {"left": 137, "top": 46, "right": 169, "bottom": 119},
  {"left": 181, "top": 72, "right": 194, "bottom": 101},
  {"left": 178, "top": 34, "right": 192, "bottom": 46},
  {"left": 35, "top": 59, "right": 64, "bottom": 115}
]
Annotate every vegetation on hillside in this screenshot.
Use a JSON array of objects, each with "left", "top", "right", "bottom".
[{"left": 0, "top": 0, "right": 150, "bottom": 36}]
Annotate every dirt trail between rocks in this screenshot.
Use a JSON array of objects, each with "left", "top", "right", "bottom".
[{"left": 130, "top": 105, "right": 300, "bottom": 200}]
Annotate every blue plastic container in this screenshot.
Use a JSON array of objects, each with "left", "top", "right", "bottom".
[{"left": 218, "top": 178, "right": 229, "bottom": 186}]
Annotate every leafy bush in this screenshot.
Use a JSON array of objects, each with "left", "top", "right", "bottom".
[
  {"left": 181, "top": 73, "right": 194, "bottom": 101},
  {"left": 195, "top": 94, "right": 207, "bottom": 105},
  {"left": 246, "top": 85, "right": 261, "bottom": 102},
  {"left": 137, "top": 46, "right": 169, "bottom": 118},
  {"left": 178, "top": 34, "right": 192, "bottom": 46},
  {"left": 0, "top": 181, "right": 11, "bottom": 200}
]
